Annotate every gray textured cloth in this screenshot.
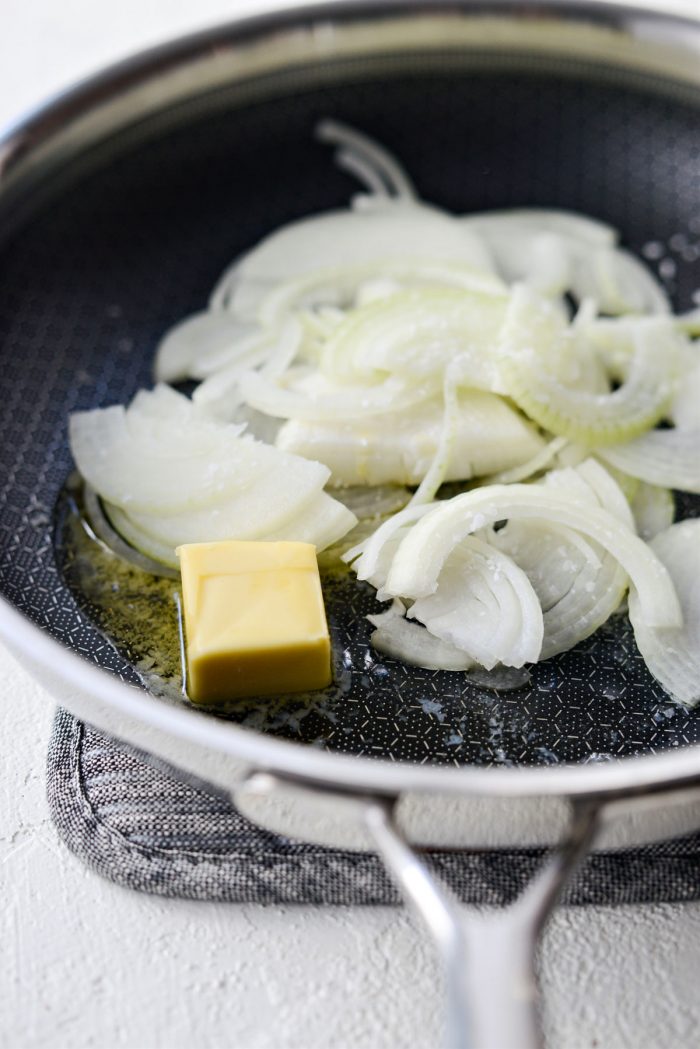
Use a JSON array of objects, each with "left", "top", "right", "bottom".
[{"left": 47, "top": 708, "right": 700, "bottom": 905}]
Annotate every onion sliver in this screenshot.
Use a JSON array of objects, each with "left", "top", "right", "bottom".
[
  {"left": 490, "top": 520, "right": 601, "bottom": 612},
  {"left": 499, "top": 288, "right": 677, "bottom": 445},
  {"left": 275, "top": 390, "right": 545, "bottom": 487},
  {"left": 154, "top": 311, "right": 259, "bottom": 383},
  {"left": 105, "top": 503, "right": 181, "bottom": 569},
  {"left": 84, "top": 487, "right": 179, "bottom": 577},
  {"left": 669, "top": 359, "right": 700, "bottom": 430},
  {"left": 571, "top": 459, "right": 636, "bottom": 530},
  {"left": 238, "top": 368, "right": 439, "bottom": 422},
  {"left": 261, "top": 491, "right": 358, "bottom": 551},
  {"left": 119, "top": 466, "right": 353, "bottom": 548},
  {"left": 320, "top": 287, "right": 507, "bottom": 387},
  {"left": 256, "top": 259, "right": 505, "bottom": 328},
  {"left": 384, "top": 484, "right": 681, "bottom": 629},
  {"left": 464, "top": 208, "right": 616, "bottom": 249},
  {"left": 216, "top": 202, "right": 496, "bottom": 319},
  {"left": 368, "top": 604, "right": 475, "bottom": 671},
  {"left": 485, "top": 436, "right": 568, "bottom": 485},
  {"left": 316, "top": 118, "right": 418, "bottom": 200},
  {"left": 629, "top": 520, "right": 700, "bottom": 705},
  {"left": 486, "top": 518, "right": 626, "bottom": 658},
  {"left": 598, "top": 428, "right": 700, "bottom": 494},
  {"left": 70, "top": 393, "right": 330, "bottom": 516},
  {"left": 408, "top": 536, "right": 544, "bottom": 668},
  {"left": 344, "top": 502, "right": 436, "bottom": 576},
  {"left": 629, "top": 483, "right": 675, "bottom": 541}
]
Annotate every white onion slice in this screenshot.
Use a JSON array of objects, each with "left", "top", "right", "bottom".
[
  {"left": 669, "top": 359, "right": 700, "bottom": 430},
  {"left": 486, "top": 518, "right": 626, "bottom": 659},
  {"left": 70, "top": 395, "right": 329, "bottom": 516},
  {"left": 239, "top": 368, "right": 439, "bottom": 422},
  {"left": 104, "top": 504, "right": 180, "bottom": 569},
  {"left": 499, "top": 287, "right": 677, "bottom": 444},
  {"left": 275, "top": 390, "right": 545, "bottom": 487},
  {"left": 464, "top": 209, "right": 616, "bottom": 248},
  {"left": 598, "top": 429, "right": 700, "bottom": 494},
  {"left": 571, "top": 458, "right": 636, "bottom": 530},
  {"left": 408, "top": 364, "right": 461, "bottom": 506},
  {"left": 408, "top": 536, "right": 544, "bottom": 668},
  {"left": 629, "top": 520, "right": 700, "bottom": 705},
  {"left": 629, "top": 483, "right": 675, "bottom": 541},
  {"left": 484, "top": 436, "right": 568, "bottom": 485},
  {"left": 489, "top": 520, "right": 601, "bottom": 612},
  {"left": 344, "top": 502, "right": 436, "bottom": 580},
  {"left": 256, "top": 259, "right": 505, "bottom": 329},
  {"left": 384, "top": 484, "right": 681, "bottom": 629},
  {"left": 213, "top": 202, "right": 496, "bottom": 320},
  {"left": 320, "top": 286, "right": 507, "bottom": 386},
  {"left": 368, "top": 602, "right": 475, "bottom": 671},
  {"left": 261, "top": 491, "right": 358, "bottom": 551},
  {"left": 154, "top": 312, "right": 259, "bottom": 383},
  {"left": 316, "top": 119, "right": 418, "bottom": 200}
]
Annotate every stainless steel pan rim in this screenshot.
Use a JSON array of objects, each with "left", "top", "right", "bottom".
[{"left": 4, "top": 595, "right": 700, "bottom": 799}]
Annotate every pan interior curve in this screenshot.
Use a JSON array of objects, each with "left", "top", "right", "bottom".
[{"left": 1, "top": 52, "right": 699, "bottom": 768}]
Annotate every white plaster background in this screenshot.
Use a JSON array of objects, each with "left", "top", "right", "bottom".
[{"left": 2, "top": 3, "right": 700, "bottom": 1047}]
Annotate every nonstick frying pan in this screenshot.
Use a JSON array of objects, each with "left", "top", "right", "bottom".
[{"left": 1, "top": 2, "right": 700, "bottom": 1046}]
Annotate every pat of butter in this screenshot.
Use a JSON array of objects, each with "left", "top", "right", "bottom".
[{"left": 178, "top": 540, "right": 332, "bottom": 703}]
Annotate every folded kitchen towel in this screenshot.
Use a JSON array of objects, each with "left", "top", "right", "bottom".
[{"left": 47, "top": 707, "right": 700, "bottom": 905}]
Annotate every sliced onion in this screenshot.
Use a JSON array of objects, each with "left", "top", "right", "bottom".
[
  {"left": 260, "top": 491, "right": 358, "bottom": 551},
  {"left": 629, "top": 482, "right": 675, "bottom": 541},
  {"left": 316, "top": 118, "right": 418, "bottom": 200},
  {"left": 104, "top": 503, "right": 180, "bottom": 569},
  {"left": 464, "top": 209, "right": 616, "bottom": 249},
  {"left": 213, "top": 202, "right": 497, "bottom": 321},
  {"left": 489, "top": 520, "right": 601, "bottom": 612},
  {"left": 368, "top": 602, "right": 475, "bottom": 671},
  {"left": 629, "top": 520, "right": 700, "bottom": 705},
  {"left": 408, "top": 536, "right": 544, "bottom": 668},
  {"left": 598, "top": 429, "right": 700, "bottom": 494},
  {"left": 154, "top": 312, "right": 259, "bottom": 383},
  {"left": 256, "top": 259, "right": 505, "bottom": 329},
  {"left": 70, "top": 395, "right": 328, "bottom": 516},
  {"left": 384, "top": 484, "right": 681, "bottom": 629},
  {"left": 669, "top": 358, "right": 700, "bottom": 430},
  {"left": 408, "top": 362, "right": 462, "bottom": 505},
  {"left": 320, "top": 286, "right": 507, "bottom": 386},
  {"left": 484, "top": 436, "right": 568, "bottom": 485},
  {"left": 84, "top": 487, "right": 179, "bottom": 577},
  {"left": 275, "top": 390, "right": 545, "bottom": 487},
  {"left": 487, "top": 517, "right": 626, "bottom": 659},
  {"left": 499, "top": 288, "right": 677, "bottom": 445},
  {"left": 344, "top": 502, "right": 437, "bottom": 581},
  {"left": 238, "top": 368, "right": 439, "bottom": 422},
  {"left": 570, "top": 458, "right": 636, "bottom": 530}
]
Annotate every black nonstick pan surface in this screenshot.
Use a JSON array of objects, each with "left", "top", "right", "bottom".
[{"left": 1, "top": 44, "right": 699, "bottom": 770}]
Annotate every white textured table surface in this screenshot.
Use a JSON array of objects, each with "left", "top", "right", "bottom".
[{"left": 2, "top": 3, "right": 700, "bottom": 1047}]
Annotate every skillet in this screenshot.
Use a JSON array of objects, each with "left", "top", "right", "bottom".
[{"left": 1, "top": 2, "right": 700, "bottom": 1045}]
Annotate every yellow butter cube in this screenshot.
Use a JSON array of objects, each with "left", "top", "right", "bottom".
[{"left": 178, "top": 540, "right": 332, "bottom": 703}]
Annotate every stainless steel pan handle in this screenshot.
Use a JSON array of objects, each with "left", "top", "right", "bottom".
[
  {"left": 238, "top": 774, "right": 601, "bottom": 1049},
  {"left": 364, "top": 797, "right": 601, "bottom": 1049}
]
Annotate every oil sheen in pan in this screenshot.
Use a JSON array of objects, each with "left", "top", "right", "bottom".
[{"left": 53, "top": 480, "right": 700, "bottom": 769}]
